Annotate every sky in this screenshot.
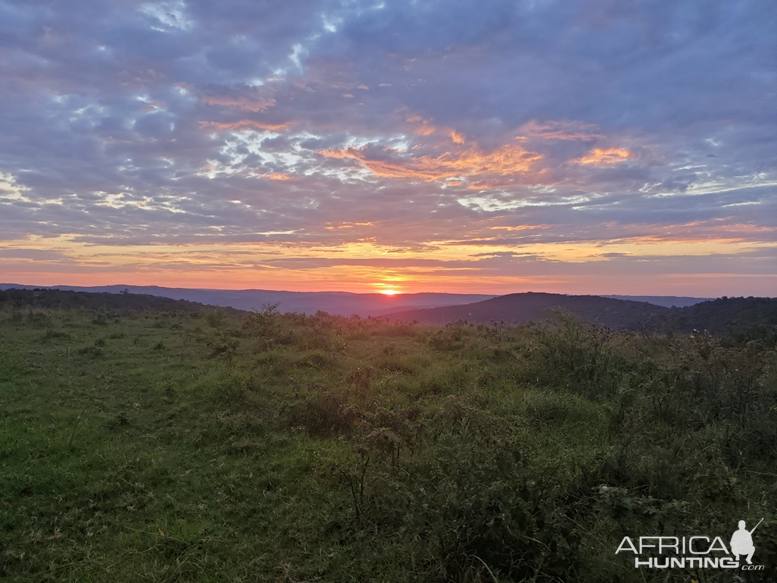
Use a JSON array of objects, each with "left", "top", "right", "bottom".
[{"left": 1, "top": 0, "right": 775, "bottom": 296}]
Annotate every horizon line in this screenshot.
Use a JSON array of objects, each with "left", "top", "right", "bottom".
[{"left": 0, "top": 282, "right": 733, "bottom": 299}]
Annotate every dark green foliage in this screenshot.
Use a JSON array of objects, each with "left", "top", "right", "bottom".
[
  {"left": 0, "top": 287, "right": 217, "bottom": 314},
  {"left": 428, "top": 323, "right": 468, "bottom": 351},
  {"left": 288, "top": 390, "right": 355, "bottom": 437},
  {"left": 651, "top": 296, "right": 777, "bottom": 336},
  {"left": 39, "top": 328, "right": 71, "bottom": 342},
  {"left": 92, "top": 312, "right": 109, "bottom": 325},
  {"left": 518, "top": 310, "right": 625, "bottom": 399},
  {"left": 392, "top": 291, "right": 777, "bottom": 338}
]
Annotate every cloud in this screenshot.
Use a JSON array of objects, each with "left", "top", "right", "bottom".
[
  {"left": 318, "top": 142, "right": 542, "bottom": 185},
  {"left": 198, "top": 120, "right": 291, "bottom": 132},
  {"left": 577, "top": 148, "right": 632, "bottom": 166},
  {"left": 520, "top": 120, "right": 604, "bottom": 141},
  {"left": 0, "top": 0, "right": 774, "bottom": 294},
  {"left": 202, "top": 95, "right": 277, "bottom": 112},
  {"left": 0, "top": 248, "right": 67, "bottom": 260},
  {"left": 264, "top": 173, "right": 291, "bottom": 181}
]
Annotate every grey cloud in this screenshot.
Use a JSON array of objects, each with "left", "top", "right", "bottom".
[
  {"left": 0, "top": 248, "right": 66, "bottom": 260},
  {"left": 0, "top": 0, "right": 774, "bottom": 269}
]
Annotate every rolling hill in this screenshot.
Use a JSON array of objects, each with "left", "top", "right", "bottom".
[
  {"left": 389, "top": 292, "right": 777, "bottom": 334},
  {"left": 389, "top": 292, "right": 668, "bottom": 328},
  {"left": 3, "top": 286, "right": 773, "bottom": 337},
  {"left": 642, "top": 296, "right": 777, "bottom": 334},
  {"left": 0, "top": 284, "right": 493, "bottom": 317},
  {"left": 603, "top": 295, "right": 711, "bottom": 308}
]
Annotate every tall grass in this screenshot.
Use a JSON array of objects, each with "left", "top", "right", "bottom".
[{"left": 0, "top": 300, "right": 774, "bottom": 581}]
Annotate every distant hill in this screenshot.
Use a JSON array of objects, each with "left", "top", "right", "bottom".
[
  {"left": 3, "top": 287, "right": 775, "bottom": 338},
  {"left": 0, "top": 287, "right": 214, "bottom": 313},
  {"left": 390, "top": 293, "right": 777, "bottom": 335},
  {"left": 603, "top": 295, "right": 711, "bottom": 308},
  {"left": 642, "top": 296, "right": 777, "bottom": 335},
  {"left": 389, "top": 292, "right": 668, "bottom": 328},
  {"left": 0, "top": 284, "right": 493, "bottom": 317}
]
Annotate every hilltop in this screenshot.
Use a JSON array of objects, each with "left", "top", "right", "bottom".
[
  {"left": 389, "top": 292, "right": 667, "bottom": 328},
  {"left": 643, "top": 295, "right": 777, "bottom": 335},
  {"left": 0, "top": 287, "right": 216, "bottom": 314},
  {"left": 390, "top": 292, "right": 777, "bottom": 337},
  {"left": 4, "top": 288, "right": 775, "bottom": 340}
]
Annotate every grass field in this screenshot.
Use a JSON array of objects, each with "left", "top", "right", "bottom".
[{"left": 1, "top": 298, "right": 776, "bottom": 581}]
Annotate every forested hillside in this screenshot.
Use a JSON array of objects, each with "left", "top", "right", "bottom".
[{"left": 391, "top": 292, "right": 777, "bottom": 339}]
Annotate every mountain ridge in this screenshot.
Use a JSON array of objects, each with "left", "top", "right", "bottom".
[
  {"left": 2, "top": 287, "right": 774, "bottom": 336},
  {"left": 388, "top": 292, "right": 777, "bottom": 335},
  {"left": 0, "top": 283, "right": 494, "bottom": 317},
  {"left": 388, "top": 292, "right": 668, "bottom": 329}
]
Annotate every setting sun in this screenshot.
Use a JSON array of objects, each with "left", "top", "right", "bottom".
[{"left": 380, "top": 289, "right": 398, "bottom": 295}]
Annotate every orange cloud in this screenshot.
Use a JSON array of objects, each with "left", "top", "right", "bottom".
[
  {"left": 606, "top": 220, "right": 777, "bottom": 244},
  {"left": 521, "top": 120, "right": 604, "bottom": 141},
  {"left": 264, "top": 173, "right": 291, "bottom": 181},
  {"left": 198, "top": 120, "right": 290, "bottom": 132},
  {"left": 318, "top": 143, "right": 541, "bottom": 185},
  {"left": 450, "top": 130, "right": 465, "bottom": 144},
  {"left": 406, "top": 114, "right": 436, "bottom": 136},
  {"left": 414, "top": 123, "right": 435, "bottom": 136},
  {"left": 577, "top": 147, "right": 632, "bottom": 165},
  {"left": 324, "top": 221, "right": 375, "bottom": 230},
  {"left": 490, "top": 225, "right": 550, "bottom": 231},
  {"left": 202, "top": 95, "right": 276, "bottom": 112}
]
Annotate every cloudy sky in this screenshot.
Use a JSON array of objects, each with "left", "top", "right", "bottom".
[{"left": 1, "top": 0, "right": 775, "bottom": 295}]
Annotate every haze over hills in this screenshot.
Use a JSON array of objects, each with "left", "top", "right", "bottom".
[
  {"left": 0, "top": 284, "right": 713, "bottom": 315},
  {"left": 0, "top": 284, "right": 494, "bottom": 318}
]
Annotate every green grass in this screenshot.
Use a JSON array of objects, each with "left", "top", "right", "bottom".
[{"left": 1, "top": 303, "right": 776, "bottom": 582}]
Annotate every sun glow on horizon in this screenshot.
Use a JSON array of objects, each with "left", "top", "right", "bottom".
[{"left": 380, "top": 289, "right": 399, "bottom": 295}]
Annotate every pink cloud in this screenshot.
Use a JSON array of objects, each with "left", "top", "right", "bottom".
[
  {"left": 318, "top": 142, "right": 541, "bottom": 186},
  {"left": 198, "top": 120, "right": 290, "bottom": 132},
  {"left": 202, "top": 95, "right": 276, "bottom": 112},
  {"left": 520, "top": 120, "right": 604, "bottom": 141},
  {"left": 577, "top": 147, "right": 632, "bottom": 165}
]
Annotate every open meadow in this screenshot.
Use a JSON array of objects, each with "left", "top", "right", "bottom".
[{"left": 1, "top": 290, "right": 776, "bottom": 582}]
